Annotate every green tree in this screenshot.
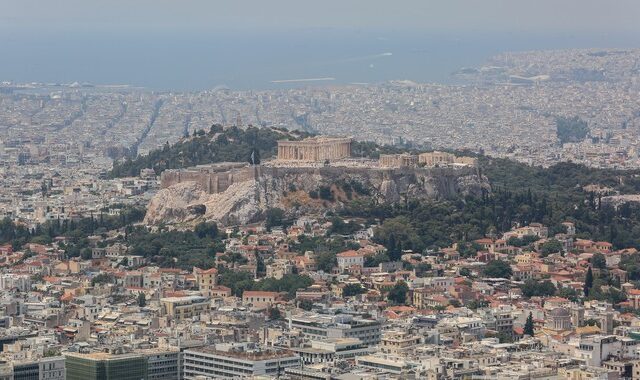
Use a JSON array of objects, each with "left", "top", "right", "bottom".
[
  {"left": 483, "top": 260, "right": 512, "bottom": 279},
  {"left": 556, "top": 116, "right": 589, "bottom": 145},
  {"left": 265, "top": 208, "right": 286, "bottom": 230},
  {"left": 218, "top": 270, "right": 255, "bottom": 297},
  {"left": 387, "top": 281, "right": 409, "bottom": 305},
  {"left": 80, "top": 247, "right": 93, "bottom": 260},
  {"left": 540, "top": 239, "right": 563, "bottom": 256},
  {"left": 415, "top": 262, "right": 433, "bottom": 277},
  {"left": 318, "top": 186, "right": 334, "bottom": 201},
  {"left": 363, "top": 252, "right": 390, "bottom": 267},
  {"left": 466, "top": 299, "right": 489, "bottom": 309},
  {"left": 459, "top": 267, "right": 472, "bottom": 277},
  {"left": 508, "top": 235, "right": 539, "bottom": 247},
  {"left": 524, "top": 312, "right": 535, "bottom": 336},
  {"left": 91, "top": 273, "right": 115, "bottom": 286},
  {"left": 316, "top": 251, "right": 337, "bottom": 272},
  {"left": 591, "top": 253, "right": 607, "bottom": 269},
  {"left": 343, "top": 284, "right": 367, "bottom": 297},
  {"left": 328, "top": 217, "right": 361, "bottom": 235},
  {"left": 194, "top": 222, "right": 218, "bottom": 239},
  {"left": 298, "top": 299, "right": 314, "bottom": 311},
  {"left": 268, "top": 307, "right": 282, "bottom": 320},
  {"left": 138, "top": 292, "right": 146, "bottom": 307},
  {"left": 249, "top": 147, "right": 261, "bottom": 165},
  {"left": 584, "top": 266, "right": 594, "bottom": 297},
  {"left": 557, "top": 286, "right": 580, "bottom": 302},
  {"left": 374, "top": 217, "right": 422, "bottom": 261},
  {"left": 520, "top": 279, "right": 556, "bottom": 298}
]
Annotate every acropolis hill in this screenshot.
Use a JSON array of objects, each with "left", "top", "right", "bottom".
[{"left": 147, "top": 136, "right": 488, "bottom": 226}]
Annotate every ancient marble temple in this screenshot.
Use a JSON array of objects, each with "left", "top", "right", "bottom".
[{"left": 277, "top": 136, "right": 352, "bottom": 162}]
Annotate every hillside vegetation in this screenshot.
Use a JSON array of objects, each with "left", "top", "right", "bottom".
[
  {"left": 109, "top": 125, "right": 311, "bottom": 178},
  {"left": 344, "top": 156, "right": 640, "bottom": 253}
]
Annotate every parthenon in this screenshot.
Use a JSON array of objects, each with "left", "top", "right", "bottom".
[{"left": 277, "top": 136, "right": 352, "bottom": 162}]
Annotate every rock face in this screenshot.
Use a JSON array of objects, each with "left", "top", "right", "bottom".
[{"left": 144, "top": 165, "right": 490, "bottom": 226}]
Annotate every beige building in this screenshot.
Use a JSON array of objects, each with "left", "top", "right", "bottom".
[
  {"left": 193, "top": 267, "right": 218, "bottom": 297},
  {"left": 336, "top": 250, "right": 365, "bottom": 271},
  {"left": 242, "top": 290, "right": 279, "bottom": 308},
  {"left": 160, "top": 295, "right": 210, "bottom": 320},
  {"left": 380, "top": 330, "right": 421, "bottom": 355},
  {"left": 277, "top": 137, "right": 352, "bottom": 162}
]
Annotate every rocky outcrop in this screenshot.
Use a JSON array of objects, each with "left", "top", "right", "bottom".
[{"left": 144, "top": 165, "right": 490, "bottom": 226}]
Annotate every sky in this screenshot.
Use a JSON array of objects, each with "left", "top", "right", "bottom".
[{"left": 1, "top": 0, "right": 639, "bottom": 35}]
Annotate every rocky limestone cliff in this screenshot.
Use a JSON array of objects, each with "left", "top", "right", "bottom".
[{"left": 144, "top": 165, "right": 490, "bottom": 226}]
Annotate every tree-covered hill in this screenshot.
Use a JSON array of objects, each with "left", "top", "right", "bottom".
[
  {"left": 344, "top": 156, "right": 640, "bottom": 252},
  {"left": 109, "top": 125, "right": 312, "bottom": 178}
]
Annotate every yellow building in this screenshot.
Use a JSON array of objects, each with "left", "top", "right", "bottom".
[
  {"left": 193, "top": 267, "right": 218, "bottom": 297},
  {"left": 160, "top": 296, "right": 210, "bottom": 320},
  {"left": 380, "top": 330, "right": 421, "bottom": 355}
]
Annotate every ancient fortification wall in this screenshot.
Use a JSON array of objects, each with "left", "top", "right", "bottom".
[
  {"left": 160, "top": 163, "right": 256, "bottom": 194},
  {"left": 161, "top": 162, "right": 480, "bottom": 196}
]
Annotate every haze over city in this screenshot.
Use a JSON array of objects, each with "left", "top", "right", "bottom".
[{"left": 1, "top": 0, "right": 640, "bottom": 89}]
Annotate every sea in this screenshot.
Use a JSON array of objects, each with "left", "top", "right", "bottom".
[{"left": 1, "top": 28, "right": 638, "bottom": 91}]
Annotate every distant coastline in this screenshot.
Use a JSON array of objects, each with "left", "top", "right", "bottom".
[{"left": 271, "top": 77, "right": 335, "bottom": 84}]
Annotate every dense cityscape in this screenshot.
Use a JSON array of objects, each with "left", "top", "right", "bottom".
[{"left": 2, "top": 1, "right": 640, "bottom": 378}]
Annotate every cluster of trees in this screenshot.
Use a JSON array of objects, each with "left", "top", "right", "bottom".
[
  {"left": 343, "top": 158, "right": 640, "bottom": 255},
  {"left": 0, "top": 218, "right": 31, "bottom": 249},
  {"left": 110, "top": 125, "right": 310, "bottom": 177},
  {"left": 309, "top": 186, "right": 335, "bottom": 202},
  {"left": 350, "top": 140, "right": 407, "bottom": 159},
  {"left": 507, "top": 235, "right": 539, "bottom": 247},
  {"left": 343, "top": 284, "right": 367, "bottom": 297},
  {"left": 124, "top": 222, "right": 224, "bottom": 270},
  {"left": 264, "top": 208, "right": 288, "bottom": 230},
  {"left": 540, "top": 239, "right": 563, "bottom": 256},
  {"left": 387, "top": 281, "right": 409, "bottom": 305},
  {"left": 289, "top": 235, "right": 360, "bottom": 272},
  {"left": 520, "top": 279, "right": 557, "bottom": 298},
  {"left": 327, "top": 217, "right": 362, "bottom": 236},
  {"left": 483, "top": 260, "right": 512, "bottom": 278},
  {"left": 516, "top": 266, "right": 627, "bottom": 306},
  {"left": 0, "top": 206, "right": 146, "bottom": 251},
  {"left": 218, "top": 271, "right": 313, "bottom": 299},
  {"left": 619, "top": 254, "right": 640, "bottom": 281},
  {"left": 556, "top": 116, "right": 590, "bottom": 145}
]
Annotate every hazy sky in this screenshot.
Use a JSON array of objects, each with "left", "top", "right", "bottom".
[{"left": 2, "top": 0, "right": 639, "bottom": 34}]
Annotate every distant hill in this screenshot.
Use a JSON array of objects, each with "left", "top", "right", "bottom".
[{"left": 109, "top": 125, "right": 311, "bottom": 178}]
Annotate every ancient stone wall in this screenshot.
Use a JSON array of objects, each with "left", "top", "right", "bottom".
[{"left": 160, "top": 163, "right": 256, "bottom": 194}]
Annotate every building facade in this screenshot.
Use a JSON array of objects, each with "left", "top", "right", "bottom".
[
  {"left": 183, "top": 343, "right": 300, "bottom": 379},
  {"left": 160, "top": 296, "right": 210, "bottom": 321},
  {"left": 277, "top": 137, "right": 351, "bottom": 162},
  {"left": 65, "top": 352, "right": 147, "bottom": 380}
]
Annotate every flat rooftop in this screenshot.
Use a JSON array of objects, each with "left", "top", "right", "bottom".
[{"left": 187, "top": 346, "right": 298, "bottom": 361}]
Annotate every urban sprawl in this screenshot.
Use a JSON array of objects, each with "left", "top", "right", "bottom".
[{"left": 0, "top": 48, "right": 639, "bottom": 379}]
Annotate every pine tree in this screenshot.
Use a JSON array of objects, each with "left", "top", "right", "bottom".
[
  {"left": 584, "top": 266, "right": 594, "bottom": 297},
  {"left": 138, "top": 292, "right": 146, "bottom": 307},
  {"left": 524, "top": 312, "right": 535, "bottom": 336}
]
